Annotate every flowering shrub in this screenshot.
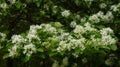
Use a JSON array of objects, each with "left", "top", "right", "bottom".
[
  {"left": 0, "top": 22, "right": 117, "bottom": 66},
  {"left": 0, "top": 0, "right": 120, "bottom": 67}
]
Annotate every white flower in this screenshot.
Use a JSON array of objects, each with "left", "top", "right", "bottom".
[
  {"left": 8, "top": 0, "right": 16, "bottom": 4},
  {"left": 0, "top": 32, "right": 6, "bottom": 41},
  {"left": 81, "top": 17, "right": 86, "bottom": 23},
  {"left": 27, "top": 25, "right": 41, "bottom": 42},
  {"left": 76, "top": 15, "right": 80, "bottom": 19},
  {"left": 30, "top": 25, "right": 41, "bottom": 31},
  {"left": 74, "top": 25, "right": 85, "bottom": 34},
  {"left": 0, "top": 3, "right": 8, "bottom": 9},
  {"left": 23, "top": 43, "right": 36, "bottom": 57},
  {"left": 61, "top": 57, "right": 68, "bottom": 66},
  {"left": 70, "top": 38, "right": 85, "bottom": 50},
  {"left": 59, "top": 33, "right": 70, "bottom": 40},
  {"left": 100, "top": 28, "right": 113, "bottom": 36},
  {"left": 11, "top": 35, "right": 25, "bottom": 44},
  {"left": 42, "top": 24, "right": 57, "bottom": 33},
  {"left": 97, "top": 11, "right": 104, "bottom": 18},
  {"left": 89, "top": 14, "right": 100, "bottom": 23},
  {"left": 105, "top": 11, "right": 114, "bottom": 20},
  {"left": 84, "top": 22, "right": 97, "bottom": 31},
  {"left": 102, "top": 35, "right": 116, "bottom": 45},
  {"left": 72, "top": 53, "right": 79, "bottom": 58},
  {"left": 61, "top": 10, "right": 70, "bottom": 17},
  {"left": 27, "top": 33, "right": 40, "bottom": 42},
  {"left": 8, "top": 45, "right": 19, "bottom": 57},
  {"left": 99, "top": 3, "right": 107, "bottom": 9},
  {"left": 70, "top": 21, "right": 77, "bottom": 28},
  {"left": 111, "top": 3, "right": 120, "bottom": 12},
  {"left": 52, "top": 61, "right": 59, "bottom": 67}
]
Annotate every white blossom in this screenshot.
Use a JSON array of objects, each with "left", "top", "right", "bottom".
[
  {"left": 102, "top": 35, "right": 116, "bottom": 45},
  {"left": 0, "top": 3, "right": 8, "bottom": 9},
  {"left": 70, "top": 21, "right": 77, "bottom": 28},
  {"left": 74, "top": 25, "right": 85, "bottom": 34},
  {"left": 99, "top": 3, "right": 107, "bottom": 9},
  {"left": 8, "top": 45, "right": 19, "bottom": 57},
  {"left": 111, "top": 3, "right": 120, "bottom": 12},
  {"left": 0, "top": 32, "right": 6, "bottom": 41},
  {"left": 42, "top": 24, "right": 57, "bottom": 33},
  {"left": 52, "top": 61, "right": 59, "bottom": 67},
  {"left": 81, "top": 17, "right": 86, "bottom": 23},
  {"left": 89, "top": 14, "right": 100, "bottom": 23},
  {"left": 11, "top": 35, "right": 25, "bottom": 44},
  {"left": 96, "top": 11, "right": 104, "bottom": 18},
  {"left": 61, "top": 57, "right": 68, "bottom": 67},
  {"left": 84, "top": 22, "right": 97, "bottom": 31},
  {"left": 100, "top": 28, "right": 113, "bottom": 36},
  {"left": 61, "top": 10, "right": 70, "bottom": 17},
  {"left": 8, "top": 0, "right": 16, "bottom": 4},
  {"left": 23, "top": 43, "right": 36, "bottom": 57}
]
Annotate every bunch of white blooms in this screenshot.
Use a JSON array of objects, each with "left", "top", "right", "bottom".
[
  {"left": 99, "top": 3, "right": 107, "bottom": 9},
  {"left": 100, "top": 28, "right": 113, "bottom": 36},
  {"left": 96, "top": 11, "right": 104, "bottom": 18},
  {"left": 81, "top": 17, "right": 87, "bottom": 23},
  {"left": 61, "top": 10, "right": 70, "bottom": 17},
  {"left": 58, "top": 32, "right": 72, "bottom": 40},
  {"left": 102, "top": 35, "right": 116, "bottom": 45},
  {"left": 27, "top": 25, "right": 41, "bottom": 42},
  {"left": 23, "top": 43, "right": 36, "bottom": 57},
  {"left": 89, "top": 11, "right": 114, "bottom": 23},
  {"left": 57, "top": 32, "right": 85, "bottom": 54},
  {"left": 0, "top": 32, "right": 6, "bottom": 41},
  {"left": 11, "top": 35, "right": 26, "bottom": 44},
  {"left": 42, "top": 24, "right": 57, "bottom": 34},
  {"left": 8, "top": 45, "right": 19, "bottom": 57},
  {"left": 100, "top": 28, "right": 116, "bottom": 46},
  {"left": 57, "top": 41, "right": 68, "bottom": 52},
  {"left": 69, "top": 38, "right": 85, "bottom": 51},
  {"left": 70, "top": 21, "right": 77, "bottom": 28},
  {"left": 84, "top": 22, "right": 97, "bottom": 31},
  {"left": 73, "top": 25, "right": 85, "bottom": 34},
  {"left": 0, "top": 3, "right": 8, "bottom": 9},
  {"left": 89, "top": 14, "right": 100, "bottom": 23},
  {"left": 111, "top": 3, "right": 120, "bottom": 12},
  {"left": 104, "top": 11, "right": 114, "bottom": 22}
]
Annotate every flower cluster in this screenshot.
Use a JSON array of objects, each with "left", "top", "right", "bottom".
[
  {"left": 61, "top": 10, "right": 70, "bottom": 17},
  {"left": 0, "top": 3, "right": 8, "bottom": 9},
  {"left": 6, "top": 22, "right": 117, "bottom": 59},
  {"left": 111, "top": 3, "right": 120, "bottom": 12},
  {"left": 89, "top": 11, "right": 114, "bottom": 23}
]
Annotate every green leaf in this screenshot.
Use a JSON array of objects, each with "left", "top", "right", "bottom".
[
  {"left": 110, "top": 44, "right": 117, "bottom": 51},
  {"left": 24, "top": 56, "right": 30, "bottom": 62},
  {"left": 37, "top": 48, "right": 44, "bottom": 52},
  {"left": 15, "top": 2, "right": 21, "bottom": 9},
  {"left": 49, "top": 52, "right": 56, "bottom": 57},
  {"left": 39, "top": 54, "right": 45, "bottom": 59}
]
